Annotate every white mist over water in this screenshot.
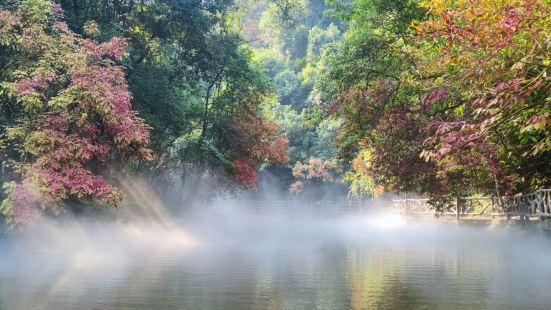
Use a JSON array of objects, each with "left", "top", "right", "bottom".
[
  {"left": 1, "top": 188, "right": 551, "bottom": 309},
  {"left": 1, "top": 198, "right": 547, "bottom": 266}
]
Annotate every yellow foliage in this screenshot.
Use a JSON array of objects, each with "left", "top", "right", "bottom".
[{"left": 345, "top": 149, "right": 384, "bottom": 198}]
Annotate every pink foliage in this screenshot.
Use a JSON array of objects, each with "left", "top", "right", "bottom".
[
  {"left": 0, "top": 11, "right": 21, "bottom": 36},
  {"left": 233, "top": 157, "right": 257, "bottom": 189},
  {"left": 15, "top": 73, "right": 55, "bottom": 97},
  {"left": 289, "top": 181, "right": 304, "bottom": 193},
  {"left": 51, "top": 4, "right": 64, "bottom": 16},
  {"left": 106, "top": 113, "right": 151, "bottom": 150},
  {"left": 292, "top": 157, "right": 335, "bottom": 182},
  {"left": 70, "top": 64, "right": 131, "bottom": 112},
  {"left": 423, "top": 87, "right": 448, "bottom": 110},
  {"left": 11, "top": 183, "right": 40, "bottom": 224},
  {"left": 83, "top": 37, "right": 129, "bottom": 59},
  {"left": 38, "top": 166, "right": 117, "bottom": 200},
  {"left": 52, "top": 21, "right": 69, "bottom": 31},
  {"left": 230, "top": 111, "right": 288, "bottom": 188},
  {"left": 2, "top": 4, "right": 152, "bottom": 224}
]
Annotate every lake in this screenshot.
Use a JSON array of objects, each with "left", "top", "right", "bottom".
[{"left": 0, "top": 212, "right": 550, "bottom": 309}]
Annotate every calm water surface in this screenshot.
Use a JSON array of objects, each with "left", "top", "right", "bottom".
[{"left": 1, "top": 217, "right": 550, "bottom": 310}]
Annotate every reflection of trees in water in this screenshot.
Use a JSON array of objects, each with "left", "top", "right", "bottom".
[
  {"left": 4, "top": 235, "right": 551, "bottom": 309},
  {"left": 344, "top": 243, "right": 501, "bottom": 310},
  {"left": 3, "top": 246, "right": 354, "bottom": 309},
  {"left": 0, "top": 252, "right": 133, "bottom": 309},
  {"left": 345, "top": 245, "right": 426, "bottom": 309},
  {"left": 250, "top": 244, "right": 352, "bottom": 309},
  {"left": 345, "top": 245, "right": 381, "bottom": 309}
]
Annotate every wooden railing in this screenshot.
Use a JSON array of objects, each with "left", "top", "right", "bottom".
[
  {"left": 393, "top": 189, "right": 551, "bottom": 219},
  {"left": 214, "top": 189, "right": 551, "bottom": 221}
]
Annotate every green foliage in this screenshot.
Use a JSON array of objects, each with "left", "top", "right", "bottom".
[
  {"left": 240, "top": 0, "right": 345, "bottom": 193},
  {"left": 262, "top": 98, "right": 339, "bottom": 163},
  {"left": 0, "top": 182, "right": 16, "bottom": 227},
  {"left": 0, "top": 0, "right": 152, "bottom": 225},
  {"left": 319, "top": 0, "right": 551, "bottom": 202},
  {"left": 318, "top": 0, "right": 432, "bottom": 195},
  {"left": 0, "top": 0, "right": 293, "bottom": 228},
  {"left": 2, "top": 0, "right": 546, "bottom": 225},
  {"left": 54, "top": 0, "right": 286, "bottom": 189}
]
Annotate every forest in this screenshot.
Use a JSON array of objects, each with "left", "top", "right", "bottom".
[{"left": 0, "top": 0, "right": 550, "bottom": 227}]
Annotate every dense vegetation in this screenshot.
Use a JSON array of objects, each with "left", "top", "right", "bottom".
[
  {"left": 319, "top": 0, "right": 550, "bottom": 207},
  {"left": 0, "top": 0, "right": 289, "bottom": 226},
  {"left": 0, "top": 0, "right": 549, "bottom": 226}
]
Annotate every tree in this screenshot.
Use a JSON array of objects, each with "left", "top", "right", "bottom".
[
  {"left": 290, "top": 157, "right": 338, "bottom": 193},
  {"left": 318, "top": 0, "right": 437, "bottom": 196},
  {"left": 320, "top": 0, "right": 551, "bottom": 203},
  {"left": 54, "top": 0, "right": 289, "bottom": 193},
  {"left": 0, "top": 0, "right": 151, "bottom": 225},
  {"left": 415, "top": 0, "right": 551, "bottom": 194}
]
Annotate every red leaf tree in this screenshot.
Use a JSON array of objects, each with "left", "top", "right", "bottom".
[{"left": 0, "top": 1, "right": 151, "bottom": 225}]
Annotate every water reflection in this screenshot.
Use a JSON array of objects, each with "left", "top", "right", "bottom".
[{"left": 1, "top": 218, "right": 551, "bottom": 309}]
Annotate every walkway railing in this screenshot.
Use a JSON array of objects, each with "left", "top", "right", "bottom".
[
  {"left": 216, "top": 189, "right": 551, "bottom": 221},
  {"left": 393, "top": 189, "right": 551, "bottom": 219}
]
